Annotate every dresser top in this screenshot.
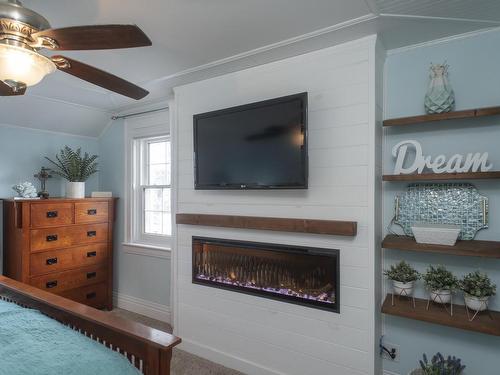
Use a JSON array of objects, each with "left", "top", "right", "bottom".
[{"left": 1, "top": 197, "right": 118, "bottom": 203}]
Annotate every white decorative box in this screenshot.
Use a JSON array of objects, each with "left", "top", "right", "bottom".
[{"left": 411, "top": 223, "right": 461, "bottom": 246}]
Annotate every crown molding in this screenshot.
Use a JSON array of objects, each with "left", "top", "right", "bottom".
[
  {"left": 147, "top": 13, "right": 378, "bottom": 86},
  {"left": 26, "top": 92, "right": 113, "bottom": 114},
  {"left": 112, "top": 97, "right": 171, "bottom": 117},
  {"left": 380, "top": 13, "right": 500, "bottom": 25},
  {"left": 387, "top": 25, "right": 500, "bottom": 55},
  {"left": 0, "top": 122, "right": 99, "bottom": 140}
]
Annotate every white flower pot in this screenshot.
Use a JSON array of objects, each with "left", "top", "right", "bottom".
[
  {"left": 430, "top": 289, "right": 452, "bottom": 304},
  {"left": 393, "top": 280, "right": 415, "bottom": 296},
  {"left": 464, "top": 293, "right": 489, "bottom": 312},
  {"left": 66, "top": 181, "right": 85, "bottom": 199},
  {"left": 408, "top": 369, "right": 424, "bottom": 375}
]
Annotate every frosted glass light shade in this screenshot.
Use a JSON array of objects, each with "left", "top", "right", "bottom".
[{"left": 0, "top": 44, "right": 55, "bottom": 87}]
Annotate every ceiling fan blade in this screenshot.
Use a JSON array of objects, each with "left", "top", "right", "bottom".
[
  {"left": 52, "top": 55, "right": 149, "bottom": 100},
  {"left": 0, "top": 81, "right": 26, "bottom": 96},
  {"left": 33, "top": 25, "right": 152, "bottom": 50}
]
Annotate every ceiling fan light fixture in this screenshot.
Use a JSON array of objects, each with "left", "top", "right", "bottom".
[{"left": 0, "top": 44, "right": 55, "bottom": 87}]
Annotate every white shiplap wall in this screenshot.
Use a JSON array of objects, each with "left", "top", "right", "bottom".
[{"left": 172, "top": 35, "right": 384, "bottom": 375}]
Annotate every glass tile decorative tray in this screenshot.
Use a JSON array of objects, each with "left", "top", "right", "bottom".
[{"left": 393, "top": 183, "right": 488, "bottom": 240}]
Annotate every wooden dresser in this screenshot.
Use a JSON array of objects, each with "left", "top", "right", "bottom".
[{"left": 2, "top": 198, "right": 116, "bottom": 310}]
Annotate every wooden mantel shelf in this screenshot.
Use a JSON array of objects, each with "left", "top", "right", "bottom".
[
  {"left": 383, "top": 171, "right": 500, "bottom": 182},
  {"left": 176, "top": 214, "right": 357, "bottom": 236},
  {"left": 383, "top": 105, "right": 500, "bottom": 127},
  {"left": 382, "top": 294, "right": 500, "bottom": 336},
  {"left": 382, "top": 235, "right": 500, "bottom": 258}
]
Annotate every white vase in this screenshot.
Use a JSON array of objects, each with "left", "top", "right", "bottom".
[
  {"left": 430, "top": 289, "right": 452, "bottom": 304},
  {"left": 66, "top": 181, "right": 85, "bottom": 199},
  {"left": 393, "top": 280, "right": 415, "bottom": 296},
  {"left": 464, "top": 293, "right": 489, "bottom": 312},
  {"left": 424, "top": 63, "right": 455, "bottom": 114}
]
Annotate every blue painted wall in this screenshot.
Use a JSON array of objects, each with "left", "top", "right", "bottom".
[
  {"left": 0, "top": 124, "right": 99, "bottom": 272},
  {"left": 383, "top": 30, "right": 500, "bottom": 374},
  {"left": 99, "top": 121, "right": 171, "bottom": 307},
  {"left": 0, "top": 124, "right": 99, "bottom": 198}
]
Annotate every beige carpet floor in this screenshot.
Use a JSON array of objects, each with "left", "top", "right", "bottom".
[{"left": 110, "top": 308, "right": 245, "bottom": 375}]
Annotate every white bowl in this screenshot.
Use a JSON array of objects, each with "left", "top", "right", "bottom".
[
  {"left": 412, "top": 223, "right": 461, "bottom": 246},
  {"left": 393, "top": 280, "right": 415, "bottom": 296},
  {"left": 464, "top": 293, "right": 489, "bottom": 312},
  {"left": 430, "top": 289, "right": 452, "bottom": 304}
]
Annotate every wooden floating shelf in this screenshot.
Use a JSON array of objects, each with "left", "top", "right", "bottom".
[
  {"left": 176, "top": 214, "right": 357, "bottom": 236},
  {"left": 382, "top": 294, "right": 500, "bottom": 336},
  {"left": 383, "top": 105, "right": 500, "bottom": 127},
  {"left": 382, "top": 171, "right": 500, "bottom": 181},
  {"left": 382, "top": 235, "right": 500, "bottom": 258}
]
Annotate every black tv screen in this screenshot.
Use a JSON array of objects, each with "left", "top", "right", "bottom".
[{"left": 194, "top": 93, "right": 308, "bottom": 190}]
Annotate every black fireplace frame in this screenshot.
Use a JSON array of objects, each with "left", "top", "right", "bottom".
[{"left": 192, "top": 236, "right": 340, "bottom": 313}]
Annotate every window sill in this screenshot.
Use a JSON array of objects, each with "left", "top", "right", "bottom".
[{"left": 122, "top": 242, "right": 172, "bottom": 259}]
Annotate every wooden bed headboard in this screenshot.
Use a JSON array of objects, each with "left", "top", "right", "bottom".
[{"left": 0, "top": 276, "right": 181, "bottom": 375}]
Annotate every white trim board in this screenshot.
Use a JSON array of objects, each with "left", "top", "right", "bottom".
[
  {"left": 387, "top": 24, "right": 500, "bottom": 55},
  {"left": 113, "top": 291, "right": 171, "bottom": 323},
  {"left": 122, "top": 243, "right": 171, "bottom": 259}
]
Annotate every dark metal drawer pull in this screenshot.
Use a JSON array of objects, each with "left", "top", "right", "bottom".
[
  {"left": 46, "top": 211, "right": 58, "bottom": 218},
  {"left": 46, "top": 257, "right": 58, "bottom": 265},
  {"left": 86, "top": 292, "right": 96, "bottom": 299},
  {"left": 46, "top": 235, "right": 58, "bottom": 242},
  {"left": 87, "top": 209, "right": 97, "bottom": 215},
  {"left": 87, "top": 251, "right": 97, "bottom": 258},
  {"left": 46, "top": 281, "right": 58, "bottom": 289},
  {"left": 87, "top": 272, "right": 97, "bottom": 279},
  {"left": 87, "top": 231, "right": 97, "bottom": 238}
]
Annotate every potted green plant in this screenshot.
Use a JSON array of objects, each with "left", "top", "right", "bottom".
[
  {"left": 45, "top": 146, "right": 99, "bottom": 199},
  {"left": 384, "top": 261, "right": 420, "bottom": 296},
  {"left": 423, "top": 265, "right": 458, "bottom": 304},
  {"left": 460, "top": 270, "right": 496, "bottom": 312},
  {"left": 409, "top": 352, "right": 465, "bottom": 375}
]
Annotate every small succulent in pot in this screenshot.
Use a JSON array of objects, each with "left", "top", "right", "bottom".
[
  {"left": 45, "top": 146, "right": 99, "bottom": 199},
  {"left": 423, "top": 265, "right": 458, "bottom": 304},
  {"left": 413, "top": 352, "right": 465, "bottom": 375},
  {"left": 384, "top": 261, "right": 420, "bottom": 296},
  {"left": 460, "top": 271, "right": 496, "bottom": 312}
]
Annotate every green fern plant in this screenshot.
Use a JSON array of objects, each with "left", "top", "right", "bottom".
[{"left": 45, "top": 146, "right": 99, "bottom": 182}]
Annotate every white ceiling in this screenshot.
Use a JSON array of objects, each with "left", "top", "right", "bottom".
[{"left": 1, "top": 0, "right": 499, "bottom": 137}]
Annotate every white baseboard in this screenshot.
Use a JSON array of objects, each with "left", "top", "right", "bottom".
[
  {"left": 179, "top": 338, "right": 283, "bottom": 375},
  {"left": 113, "top": 291, "right": 171, "bottom": 323}
]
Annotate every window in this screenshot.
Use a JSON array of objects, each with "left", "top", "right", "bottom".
[{"left": 133, "top": 135, "right": 171, "bottom": 246}]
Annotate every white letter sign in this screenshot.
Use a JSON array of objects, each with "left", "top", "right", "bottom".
[{"left": 392, "top": 140, "right": 493, "bottom": 175}]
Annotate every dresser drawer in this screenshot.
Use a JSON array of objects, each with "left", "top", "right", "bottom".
[
  {"left": 30, "top": 264, "right": 107, "bottom": 293},
  {"left": 31, "top": 203, "right": 74, "bottom": 228},
  {"left": 30, "top": 223, "right": 109, "bottom": 252},
  {"left": 75, "top": 202, "right": 109, "bottom": 224},
  {"left": 30, "top": 244, "right": 108, "bottom": 276},
  {"left": 59, "top": 283, "right": 108, "bottom": 309}
]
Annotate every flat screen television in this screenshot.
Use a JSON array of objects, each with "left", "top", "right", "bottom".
[{"left": 193, "top": 92, "right": 308, "bottom": 190}]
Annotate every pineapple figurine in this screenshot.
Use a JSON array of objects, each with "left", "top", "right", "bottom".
[{"left": 424, "top": 62, "right": 455, "bottom": 114}]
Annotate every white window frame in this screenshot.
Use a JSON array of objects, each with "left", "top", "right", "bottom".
[
  {"left": 134, "top": 136, "right": 171, "bottom": 245},
  {"left": 124, "top": 109, "right": 172, "bottom": 251}
]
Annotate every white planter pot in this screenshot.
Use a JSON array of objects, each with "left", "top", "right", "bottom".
[
  {"left": 430, "top": 289, "right": 452, "bottom": 304},
  {"left": 408, "top": 369, "right": 423, "bottom": 375},
  {"left": 66, "top": 181, "right": 85, "bottom": 199},
  {"left": 464, "top": 293, "right": 489, "bottom": 312},
  {"left": 393, "top": 280, "right": 414, "bottom": 296}
]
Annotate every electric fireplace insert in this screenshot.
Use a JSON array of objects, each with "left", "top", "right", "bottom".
[{"left": 192, "top": 237, "right": 340, "bottom": 312}]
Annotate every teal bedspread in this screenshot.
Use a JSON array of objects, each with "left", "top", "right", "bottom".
[{"left": 0, "top": 299, "right": 140, "bottom": 375}]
